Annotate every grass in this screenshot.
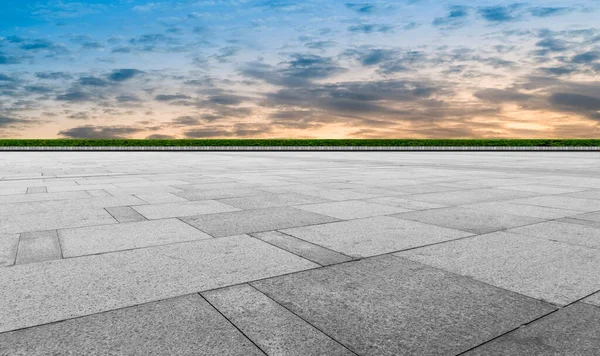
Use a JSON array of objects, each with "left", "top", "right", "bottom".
[{"left": 0, "top": 139, "right": 599, "bottom": 147}]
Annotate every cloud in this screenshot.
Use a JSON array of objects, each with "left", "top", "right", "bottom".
[
  {"left": 25, "top": 85, "right": 55, "bottom": 93},
  {"left": 35, "top": 72, "right": 73, "bottom": 80},
  {"left": 155, "top": 94, "right": 192, "bottom": 101},
  {"left": 58, "top": 125, "right": 143, "bottom": 138},
  {"left": 79, "top": 76, "right": 110, "bottom": 86},
  {"left": 146, "top": 134, "right": 175, "bottom": 139},
  {"left": 108, "top": 69, "right": 143, "bottom": 82},
  {"left": 345, "top": 3, "right": 375, "bottom": 14},
  {"left": 115, "top": 94, "right": 141, "bottom": 102},
  {"left": 571, "top": 51, "right": 600, "bottom": 64},
  {"left": 549, "top": 93, "right": 600, "bottom": 112},
  {"left": 305, "top": 41, "right": 337, "bottom": 49},
  {"left": 184, "top": 128, "right": 234, "bottom": 138},
  {"left": 477, "top": 4, "right": 525, "bottom": 23},
  {"left": 56, "top": 91, "right": 92, "bottom": 102},
  {"left": 539, "top": 66, "right": 577, "bottom": 76},
  {"left": 474, "top": 88, "right": 533, "bottom": 103},
  {"left": 0, "top": 116, "right": 29, "bottom": 127},
  {"left": 208, "top": 95, "right": 246, "bottom": 106},
  {"left": 433, "top": 6, "right": 470, "bottom": 29},
  {"left": 348, "top": 24, "right": 393, "bottom": 34},
  {"left": 529, "top": 7, "right": 573, "bottom": 18},
  {"left": 171, "top": 115, "right": 203, "bottom": 127},
  {"left": 0, "top": 53, "right": 22, "bottom": 64}
]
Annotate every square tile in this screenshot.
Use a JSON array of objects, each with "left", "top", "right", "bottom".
[
  {"left": 132, "top": 200, "right": 239, "bottom": 219},
  {"left": 0, "top": 234, "right": 19, "bottom": 267},
  {"left": 219, "top": 193, "right": 330, "bottom": 210},
  {"left": 508, "top": 221, "right": 600, "bottom": 250}
]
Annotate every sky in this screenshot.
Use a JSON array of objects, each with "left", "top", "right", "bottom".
[{"left": 1, "top": 0, "right": 600, "bottom": 139}]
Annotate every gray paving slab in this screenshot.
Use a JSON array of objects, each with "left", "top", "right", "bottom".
[
  {"left": 555, "top": 217, "right": 600, "bottom": 229},
  {"left": 252, "top": 231, "right": 353, "bottom": 266},
  {"left": 175, "top": 187, "right": 271, "bottom": 201},
  {"left": 259, "top": 185, "right": 381, "bottom": 201},
  {"left": 0, "top": 191, "right": 90, "bottom": 204},
  {"left": 85, "top": 189, "right": 112, "bottom": 197},
  {"left": 511, "top": 195, "right": 600, "bottom": 212},
  {"left": 565, "top": 211, "right": 600, "bottom": 223},
  {"left": 508, "top": 221, "right": 600, "bottom": 250},
  {"left": 0, "top": 294, "right": 264, "bottom": 356},
  {"left": 59, "top": 218, "right": 211, "bottom": 257},
  {"left": 398, "top": 231, "right": 600, "bottom": 305},
  {"left": 0, "top": 234, "right": 317, "bottom": 332},
  {"left": 0, "top": 234, "right": 19, "bottom": 267},
  {"left": 402, "top": 188, "right": 539, "bottom": 205},
  {"left": 562, "top": 189, "right": 600, "bottom": 200},
  {"left": 105, "top": 206, "right": 147, "bottom": 223},
  {"left": 131, "top": 200, "right": 239, "bottom": 219},
  {"left": 0, "top": 208, "right": 118, "bottom": 234},
  {"left": 219, "top": 193, "right": 330, "bottom": 210},
  {"left": 181, "top": 207, "right": 339, "bottom": 237},
  {"left": 26, "top": 186, "right": 47, "bottom": 194},
  {"left": 496, "top": 184, "right": 586, "bottom": 195},
  {"left": 461, "top": 201, "right": 582, "bottom": 219},
  {"left": 463, "top": 303, "right": 600, "bottom": 356},
  {"left": 15, "top": 230, "right": 62, "bottom": 265},
  {"left": 252, "top": 255, "right": 555, "bottom": 356},
  {"left": 0, "top": 195, "right": 146, "bottom": 216},
  {"left": 583, "top": 291, "right": 600, "bottom": 307},
  {"left": 172, "top": 182, "right": 249, "bottom": 191},
  {"left": 0, "top": 188, "right": 26, "bottom": 195},
  {"left": 203, "top": 284, "right": 353, "bottom": 356},
  {"left": 393, "top": 207, "right": 544, "bottom": 234},
  {"left": 134, "top": 192, "right": 187, "bottom": 204},
  {"left": 295, "top": 200, "right": 411, "bottom": 220},
  {"left": 281, "top": 216, "right": 472, "bottom": 258},
  {"left": 366, "top": 196, "right": 447, "bottom": 210}
]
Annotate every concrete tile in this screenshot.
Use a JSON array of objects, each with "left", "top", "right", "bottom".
[
  {"left": 508, "top": 221, "right": 600, "bottom": 250},
  {"left": 564, "top": 211, "right": 600, "bottom": 223},
  {"left": 562, "top": 189, "right": 600, "bottom": 200},
  {"left": 252, "top": 231, "right": 353, "bottom": 266},
  {"left": 0, "top": 234, "right": 317, "bottom": 332},
  {"left": 281, "top": 216, "right": 472, "bottom": 258},
  {"left": 402, "top": 188, "right": 538, "bottom": 205},
  {"left": 134, "top": 192, "right": 187, "bottom": 204},
  {"left": 47, "top": 184, "right": 117, "bottom": 193},
  {"left": 85, "top": 189, "right": 112, "bottom": 197},
  {"left": 113, "top": 179, "right": 190, "bottom": 188},
  {"left": 16, "top": 230, "right": 62, "bottom": 265},
  {"left": 0, "top": 209, "right": 118, "bottom": 234},
  {"left": 511, "top": 195, "right": 600, "bottom": 212},
  {"left": 26, "top": 186, "right": 47, "bottom": 194},
  {"left": 583, "top": 291, "right": 600, "bottom": 307},
  {"left": 387, "top": 184, "right": 463, "bottom": 194},
  {"left": 398, "top": 231, "right": 600, "bottom": 305},
  {"left": 219, "top": 193, "right": 330, "bottom": 210},
  {"left": 182, "top": 207, "right": 339, "bottom": 237},
  {"left": 461, "top": 201, "right": 581, "bottom": 219},
  {"left": 203, "top": 284, "right": 353, "bottom": 356},
  {"left": 105, "top": 206, "right": 147, "bottom": 223},
  {"left": 175, "top": 188, "right": 267, "bottom": 201},
  {"left": 0, "top": 188, "right": 26, "bottom": 196},
  {"left": 497, "top": 184, "right": 586, "bottom": 195},
  {"left": 252, "top": 255, "right": 554, "bottom": 356},
  {"left": 366, "top": 196, "right": 446, "bottom": 210},
  {"left": 295, "top": 200, "right": 410, "bottom": 220},
  {"left": 131, "top": 200, "right": 239, "bottom": 219},
  {"left": 555, "top": 217, "right": 600, "bottom": 229},
  {"left": 393, "top": 207, "right": 544, "bottom": 234},
  {"left": 463, "top": 303, "right": 600, "bottom": 356},
  {"left": 172, "top": 182, "right": 249, "bottom": 191},
  {"left": 105, "top": 186, "right": 182, "bottom": 196},
  {"left": 0, "top": 294, "right": 264, "bottom": 356},
  {"left": 0, "top": 191, "right": 90, "bottom": 204},
  {"left": 0, "top": 195, "right": 146, "bottom": 216},
  {"left": 260, "top": 185, "right": 381, "bottom": 201},
  {"left": 59, "top": 218, "right": 211, "bottom": 257},
  {"left": 0, "top": 234, "right": 19, "bottom": 267}
]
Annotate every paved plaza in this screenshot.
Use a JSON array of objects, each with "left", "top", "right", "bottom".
[{"left": 1, "top": 151, "right": 599, "bottom": 355}]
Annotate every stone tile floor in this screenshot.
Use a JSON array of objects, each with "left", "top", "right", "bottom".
[{"left": 0, "top": 152, "right": 599, "bottom": 355}]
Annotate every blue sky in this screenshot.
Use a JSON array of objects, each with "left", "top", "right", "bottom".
[{"left": 1, "top": 0, "right": 599, "bottom": 138}]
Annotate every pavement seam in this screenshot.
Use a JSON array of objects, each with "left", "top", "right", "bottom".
[
  {"left": 246, "top": 284, "right": 361, "bottom": 356},
  {"left": 198, "top": 292, "right": 269, "bottom": 356}
]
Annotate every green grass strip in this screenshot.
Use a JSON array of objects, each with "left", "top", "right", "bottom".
[{"left": 0, "top": 139, "right": 599, "bottom": 147}]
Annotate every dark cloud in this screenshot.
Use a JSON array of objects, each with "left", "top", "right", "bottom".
[
  {"left": 67, "top": 112, "right": 90, "bottom": 120},
  {"left": 24, "top": 85, "right": 55, "bottom": 93},
  {"left": 433, "top": 6, "right": 470, "bottom": 29},
  {"left": 146, "top": 134, "right": 175, "bottom": 139},
  {"left": 184, "top": 128, "right": 234, "bottom": 138},
  {"left": 305, "top": 41, "right": 337, "bottom": 49},
  {"left": 549, "top": 93, "right": 600, "bottom": 112},
  {"left": 115, "top": 94, "right": 141, "bottom": 102},
  {"left": 348, "top": 24, "right": 393, "bottom": 34},
  {"left": 208, "top": 95, "right": 246, "bottom": 106},
  {"left": 529, "top": 7, "right": 573, "bottom": 18},
  {"left": 170, "top": 116, "right": 203, "bottom": 127},
  {"left": 539, "top": 66, "right": 577, "bottom": 76},
  {"left": 58, "top": 126, "right": 143, "bottom": 138},
  {"left": 81, "top": 42, "right": 104, "bottom": 50},
  {"left": 571, "top": 51, "right": 600, "bottom": 64},
  {"left": 0, "top": 116, "right": 29, "bottom": 127},
  {"left": 155, "top": 94, "right": 192, "bottom": 101},
  {"left": 108, "top": 69, "right": 143, "bottom": 82},
  {"left": 79, "top": 76, "right": 110, "bottom": 86},
  {"left": 0, "top": 53, "right": 22, "bottom": 65},
  {"left": 56, "top": 91, "right": 92, "bottom": 102},
  {"left": 213, "top": 46, "right": 241, "bottom": 63},
  {"left": 477, "top": 4, "right": 524, "bottom": 23},
  {"left": 0, "top": 74, "right": 16, "bottom": 82},
  {"left": 111, "top": 47, "right": 132, "bottom": 53},
  {"left": 35, "top": 72, "right": 73, "bottom": 80},
  {"left": 534, "top": 38, "right": 569, "bottom": 55},
  {"left": 474, "top": 88, "right": 533, "bottom": 103},
  {"left": 345, "top": 3, "right": 375, "bottom": 14}
]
